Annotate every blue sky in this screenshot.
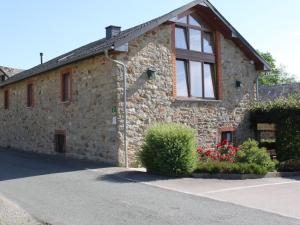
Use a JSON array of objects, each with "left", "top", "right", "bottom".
[{"left": 1, "top": 0, "right": 300, "bottom": 80}]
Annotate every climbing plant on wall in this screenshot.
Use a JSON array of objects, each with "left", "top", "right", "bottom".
[{"left": 250, "top": 94, "right": 300, "bottom": 162}]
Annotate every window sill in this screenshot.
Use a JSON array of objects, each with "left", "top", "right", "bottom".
[{"left": 174, "top": 97, "right": 221, "bottom": 103}]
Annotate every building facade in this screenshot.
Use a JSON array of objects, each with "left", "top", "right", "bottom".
[{"left": 0, "top": 0, "right": 269, "bottom": 166}]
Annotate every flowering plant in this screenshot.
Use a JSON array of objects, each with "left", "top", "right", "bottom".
[{"left": 197, "top": 140, "right": 239, "bottom": 163}]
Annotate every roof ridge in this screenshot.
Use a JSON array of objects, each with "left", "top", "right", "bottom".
[{"left": 0, "top": 0, "right": 269, "bottom": 87}]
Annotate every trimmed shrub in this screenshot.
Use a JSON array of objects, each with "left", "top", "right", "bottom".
[
  {"left": 140, "top": 123, "right": 197, "bottom": 176},
  {"left": 278, "top": 159, "right": 300, "bottom": 172},
  {"left": 259, "top": 140, "right": 276, "bottom": 150},
  {"left": 195, "top": 161, "right": 268, "bottom": 175},
  {"left": 235, "top": 139, "right": 276, "bottom": 171},
  {"left": 250, "top": 94, "right": 300, "bottom": 161}
]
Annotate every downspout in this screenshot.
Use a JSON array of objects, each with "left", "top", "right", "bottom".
[
  {"left": 105, "top": 50, "right": 128, "bottom": 168},
  {"left": 256, "top": 75, "right": 259, "bottom": 100}
]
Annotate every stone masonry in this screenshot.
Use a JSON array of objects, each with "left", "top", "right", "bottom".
[
  {"left": 0, "top": 56, "right": 120, "bottom": 164},
  {"left": 0, "top": 24, "right": 258, "bottom": 166},
  {"left": 115, "top": 24, "right": 258, "bottom": 165}
]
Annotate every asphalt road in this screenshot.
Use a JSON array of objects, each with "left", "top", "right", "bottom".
[{"left": 0, "top": 149, "right": 299, "bottom": 225}]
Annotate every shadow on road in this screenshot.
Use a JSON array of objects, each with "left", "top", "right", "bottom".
[
  {"left": 98, "top": 170, "right": 300, "bottom": 184},
  {"left": 98, "top": 170, "right": 183, "bottom": 183},
  {"left": 0, "top": 148, "right": 111, "bottom": 181}
]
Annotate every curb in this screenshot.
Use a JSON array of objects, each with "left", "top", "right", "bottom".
[{"left": 191, "top": 171, "right": 300, "bottom": 180}]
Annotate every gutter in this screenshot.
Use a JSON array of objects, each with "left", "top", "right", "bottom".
[{"left": 104, "top": 50, "right": 128, "bottom": 168}]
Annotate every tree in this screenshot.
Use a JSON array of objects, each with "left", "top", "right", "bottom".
[{"left": 258, "top": 51, "right": 296, "bottom": 86}]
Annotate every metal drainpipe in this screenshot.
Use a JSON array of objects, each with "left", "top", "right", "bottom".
[
  {"left": 105, "top": 50, "right": 128, "bottom": 168},
  {"left": 256, "top": 76, "right": 259, "bottom": 100}
]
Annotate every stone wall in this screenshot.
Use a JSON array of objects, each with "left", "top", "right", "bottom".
[
  {"left": 0, "top": 23, "right": 259, "bottom": 167},
  {"left": 115, "top": 24, "right": 258, "bottom": 165},
  {"left": 0, "top": 56, "right": 120, "bottom": 164}
]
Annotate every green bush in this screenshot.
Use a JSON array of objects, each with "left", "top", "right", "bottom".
[
  {"left": 195, "top": 161, "right": 268, "bottom": 175},
  {"left": 259, "top": 140, "right": 276, "bottom": 150},
  {"left": 140, "top": 123, "right": 197, "bottom": 176},
  {"left": 278, "top": 159, "right": 300, "bottom": 172},
  {"left": 250, "top": 94, "right": 300, "bottom": 162},
  {"left": 235, "top": 139, "right": 276, "bottom": 171}
]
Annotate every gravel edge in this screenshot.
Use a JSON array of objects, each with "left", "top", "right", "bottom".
[{"left": 0, "top": 194, "right": 43, "bottom": 225}]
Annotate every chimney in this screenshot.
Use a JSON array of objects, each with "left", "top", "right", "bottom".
[
  {"left": 40, "top": 52, "right": 44, "bottom": 64},
  {"left": 106, "top": 25, "right": 121, "bottom": 39}
]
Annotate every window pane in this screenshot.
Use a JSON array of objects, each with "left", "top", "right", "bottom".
[
  {"left": 189, "top": 15, "right": 201, "bottom": 27},
  {"left": 27, "top": 84, "right": 33, "bottom": 107},
  {"left": 177, "top": 16, "right": 188, "bottom": 24},
  {"left": 204, "top": 64, "right": 215, "bottom": 98},
  {"left": 189, "top": 29, "right": 202, "bottom": 52},
  {"left": 176, "top": 60, "right": 188, "bottom": 97},
  {"left": 4, "top": 91, "right": 9, "bottom": 109},
  {"left": 175, "top": 27, "right": 188, "bottom": 49},
  {"left": 190, "top": 61, "right": 202, "bottom": 97},
  {"left": 222, "top": 132, "right": 233, "bottom": 143},
  {"left": 203, "top": 32, "right": 214, "bottom": 54},
  {"left": 62, "top": 73, "right": 70, "bottom": 101}
]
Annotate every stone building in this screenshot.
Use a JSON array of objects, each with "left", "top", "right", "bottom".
[
  {"left": 0, "top": 66, "right": 23, "bottom": 81},
  {"left": 259, "top": 83, "right": 300, "bottom": 102},
  {"left": 0, "top": 0, "right": 270, "bottom": 166}
]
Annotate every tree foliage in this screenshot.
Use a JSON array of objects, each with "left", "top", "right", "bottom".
[{"left": 258, "top": 51, "right": 296, "bottom": 86}]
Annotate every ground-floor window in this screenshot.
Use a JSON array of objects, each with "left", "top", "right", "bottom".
[
  {"left": 54, "top": 131, "right": 66, "bottom": 153},
  {"left": 221, "top": 131, "right": 233, "bottom": 143},
  {"left": 219, "top": 127, "right": 235, "bottom": 143}
]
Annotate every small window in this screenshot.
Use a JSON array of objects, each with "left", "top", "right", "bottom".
[
  {"left": 221, "top": 131, "right": 234, "bottom": 143},
  {"left": 189, "top": 15, "right": 201, "bottom": 27},
  {"left": 190, "top": 61, "right": 203, "bottom": 97},
  {"left": 175, "top": 27, "right": 188, "bottom": 49},
  {"left": 177, "top": 16, "right": 188, "bottom": 24},
  {"left": 61, "top": 72, "right": 71, "bottom": 102},
  {"left": 203, "top": 64, "right": 216, "bottom": 98},
  {"left": 189, "top": 29, "right": 202, "bottom": 52},
  {"left": 27, "top": 84, "right": 34, "bottom": 107},
  {"left": 176, "top": 60, "right": 188, "bottom": 97},
  {"left": 203, "top": 32, "right": 214, "bottom": 54},
  {"left": 4, "top": 90, "right": 9, "bottom": 109},
  {"left": 55, "top": 132, "right": 66, "bottom": 153}
]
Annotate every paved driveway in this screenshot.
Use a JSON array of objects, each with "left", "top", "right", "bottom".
[
  {"left": 0, "top": 149, "right": 299, "bottom": 225},
  {"left": 117, "top": 170, "right": 300, "bottom": 220}
]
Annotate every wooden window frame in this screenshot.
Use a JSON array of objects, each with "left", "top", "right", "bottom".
[
  {"left": 54, "top": 130, "right": 66, "bottom": 153},
  {"left": 4, "top": 89, "right": 9, "bottom": 110},
  {"left": 60, "top": 68, "right": 72, "bottom": 103},
  {"left": 219, "top": 127, "right": 236, "bottom": 144},
  {"left": 26, "top": 83, "right": 34, "bottom": 108},
  {"left": 174, "top": 14, "right": 219, "bottom": 100}
]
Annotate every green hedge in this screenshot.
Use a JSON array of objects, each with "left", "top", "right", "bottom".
[
  {"left": 278, "top": 159, "right": 300, "bottom": 172},
  {"left": 251, "top": 94, "right": 300, "bottom": 161},
  {"left": 140, "top": 123, "right": 197, "bottom": 176},
  {"left": 195, "top": 161, "right": 268, "bottom": 175},
  {"left": 235, "top": 139, "right": 276, "bottom": 171}
]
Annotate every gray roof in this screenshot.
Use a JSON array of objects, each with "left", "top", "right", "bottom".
[
  {"left": 0, "top": 0, "right": 270, "bottom": 88},
  {"left": 0, "top": 66, "right": 23, "bottom": 77},
  {"left": 259, "top": 83, "right": 300, "bottom": 101}
]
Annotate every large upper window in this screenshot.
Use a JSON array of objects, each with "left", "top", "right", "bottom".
[{"left": 175, "top": 15, "right": 216, "bottom": 99}]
